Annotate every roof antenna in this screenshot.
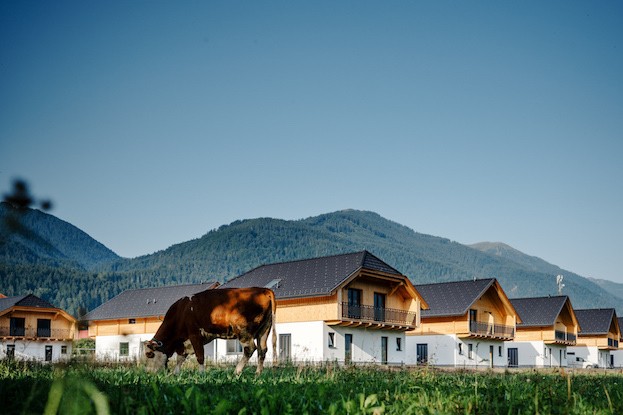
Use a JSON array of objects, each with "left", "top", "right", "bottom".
[{"left": 556, "top": 275, "right": 565, "bottom": 295}]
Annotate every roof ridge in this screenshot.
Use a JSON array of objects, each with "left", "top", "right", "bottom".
[
  {"left": 416, "top": 277, "right": 495, "bottom": 288},
  {"left": 239, "top": 251, "right": 369, "bottom": 274},
  {"left": 118, "top": 282, "right": 216, "bottom": 293}
]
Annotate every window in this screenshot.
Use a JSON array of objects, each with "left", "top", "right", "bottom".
[
  {"left": 226, "top": 340, "right": 243, "bottom": 354},
  {"left": 544, "top": 347, "right": 548, "bottom": 357},
  {"left": 328, "top": 332, "right": 335, "bottom": 348},
  {"left": 6, "top": 345, "right": 15, "bottom": 360},
  {"left": 119, "top": 342, "right": 129, "bottom": 357},
  {"left": 396, "top": 337, "right": 402, "bottom": 351},
  {"left": 498, "top": 346, "right": 502, "bottom": 357},
  {"left": 469, "top": 309, "right": 477, "bottom": 322},
  {"left": 128, "top": 319, "right": 136, "bottom": 324},
  {"left": 10, "top": 317, "right": 25, "bottom": 336},
  {"left": 458, "top": 343, "right": 463, "bottom": 355},
  {"left": 45, "top": 345, "right": 53, "bottom": 362},
  {"left": 468, "top": 344, "right": 473, "bottom": 360},
  {"left": 61, "top": 345, "right": 67, "bottom": 355},
  {"left": 347, "top": 289, "right": 362, "bottom": 319}
]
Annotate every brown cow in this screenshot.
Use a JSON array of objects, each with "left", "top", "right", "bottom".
[{"left": 144, "top": 287, "right": 277, "bottom": 375}]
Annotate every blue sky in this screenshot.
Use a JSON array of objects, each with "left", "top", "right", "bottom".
[{"left": 1, "top": 2, "right": 622, "bottom": 283}]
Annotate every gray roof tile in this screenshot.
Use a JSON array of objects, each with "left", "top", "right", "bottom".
[
  {"left": 221, "top": 251, "right": 404, "bottom": 299},
  {"left": 574, "top": 309, "right": 618, "bottom": 335},
  {"left": 416, "top": 279, "right": 496, "bottom": 318},
  {"left": 511, "top": 296, "right": 569, "bottom": 327},
  {"left": 82, "top": 282, "right": 218, "bottom": 321},
  {"left": 0, "top": 294, "right": 57, "bottom": 313}
]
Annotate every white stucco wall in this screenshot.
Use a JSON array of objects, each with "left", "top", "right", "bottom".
[
  {"left": 126, "top": 321, "right": 408, "bottom": 366},
  {"left": 406, "top": 334, "right": 509, "bottom": 368},
  {"left": 1, "top": 340, "right": 72, "bottom": 362},
  {"left": 611, "top": 349, "right": 623, "bottom": 368},
  {"left": 567, "top": 345, "right": 610, "bottom": 368},
  {"left": 505, "top": 341, "right": 568, "bottom": 367}
]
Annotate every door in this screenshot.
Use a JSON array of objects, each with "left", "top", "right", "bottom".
[
  {"left": 416, "top": 343, "right": 428, "bottom": 365},
  {"left": 345, "top": 334, "right": 353, "bottom": 364},
  {"left": 347, "top": 289, "right": 362, "bottom": 319},
  {"left": 489, "top": 345, "right": 494, "bottom": 368},
  {"left": 374, "top": 293, "right": 386, "bottom": 322},
  {"left": 37, "top": 319, "right": 51, "bottom": 338},
  {"left": 279, "top": 334, "right": 291, "bottom": 362},
  {"left": 45, "top": 345, "right": 53, "bottom": 362},
  {"left": 381, "top": 336, "right": 388, "bottom": 364},
  {"left": 507, "top": 347, "right": 518, "bottom": 368},
  {"left": 6, "top": 345, "right": 15, "bottom": 360}
]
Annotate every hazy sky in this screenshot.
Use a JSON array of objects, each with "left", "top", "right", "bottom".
[{"left": 1, "top": 2, "right": 622, "bottom": 283}]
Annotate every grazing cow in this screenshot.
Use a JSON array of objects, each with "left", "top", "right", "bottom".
[{"left": 144, "top": 287, "right": 277, "bottom": 375}]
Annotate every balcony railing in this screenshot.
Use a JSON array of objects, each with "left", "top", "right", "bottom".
[
  {"left": 340, "top": 303, "right": 417, "bottom": 327},
  {"left": 554, "top": 330, "right": 577, "bottom": 344},
  {"left": 0, "top": 326, "right": 73, "bottom": 339},
  {"left": 469, "top": 321, "right": 515, "bottom": 339}
]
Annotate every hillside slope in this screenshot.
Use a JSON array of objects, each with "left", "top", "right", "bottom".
[{"left": 2, "top": 206, "right": 622, "bottom": 316}]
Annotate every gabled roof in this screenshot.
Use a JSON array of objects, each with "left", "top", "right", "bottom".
[
  {"left": 0, "top": 294, "right": 75, "bottom": 321},
  {"left": 81, "top": 282, "right": 219, "bottom": 321},
  {"left": 574, "top": 309, "right": 619, "bottom": 336},
  {"left": 416, "top": 278, "right": 517, "bottom": 319},
  {"left": 511, "top": 296, "right": 576, "bottom": 328},
  {"left": 0, "top": 294, "right": 57, "bottom": 314},
  {"left": 221, "top": 251, "right": 410, "bottom": 300}
]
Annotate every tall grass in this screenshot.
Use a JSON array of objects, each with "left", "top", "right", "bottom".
[{"left": 1, "top": 360, "right": 622, "bottom": 414}]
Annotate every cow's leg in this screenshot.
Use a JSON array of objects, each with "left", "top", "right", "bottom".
[
  {"left": 235, "top": 336, "right": 256, "bottom": 375},
  {"left": 189, "top": 336, "right": 206, "bottom": 373},
  {"left": 174, "top": 353, "right": 187, "bottom": 375},
  {"left": 256, "top": 329, "right": 270, "bottom": 375}
]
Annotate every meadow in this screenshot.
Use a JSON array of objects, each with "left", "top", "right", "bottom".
[{"left": 1, "top": 360, "right": 622, "bottom": 414}]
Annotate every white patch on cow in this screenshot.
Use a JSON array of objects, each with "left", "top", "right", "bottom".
[
  {"left": 183, "top": 339, "right": 194, "bottom": 355},
  {"left": 145, "top": 349, "right": 168, "bottom": 373}
]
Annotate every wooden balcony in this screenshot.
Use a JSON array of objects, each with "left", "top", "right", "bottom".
[
  {"left": 0, "top": 326, "right": 73, "bottom": 340},
  {"left": 467, "top": 321, "right": 515, "bottom": 340},
  {"left": 554, "top": 330, "right": 577, "bottom": 345},
  {"left": 336, "top": 302, "right": 417, "bottom": 330}
]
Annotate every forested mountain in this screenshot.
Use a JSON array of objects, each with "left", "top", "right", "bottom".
[{"left": 2, "top": 204, "right": 622, "bottom": 317}]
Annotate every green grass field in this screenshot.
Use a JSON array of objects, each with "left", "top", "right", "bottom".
[{"left": 1, "top": 360, "right": 622, "bottom": 414}]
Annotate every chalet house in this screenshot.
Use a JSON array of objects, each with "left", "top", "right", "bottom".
[
  {"left": 82, "top": 282, "right": 219, "bottom": 361},
  {"left": 612, "top": 317, "right": 623, "bottom": 368},
  {"left": 567, "top": 308, "right": 620, "bottom": 368},
  {"left": 507, "top": 296, "right": 580, "bottom": 367},
  {"left": 219, "top": 251, "right": 428, "bottom": 365},
  {"left": 407, "top": 278, "right": 519, "bottom": 368},
  {"left": 0, "top": 294, "right": 77, "bottom": 362}
]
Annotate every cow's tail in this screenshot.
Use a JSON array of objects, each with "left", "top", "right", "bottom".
[{"left": 270, "top": 289, "right": 277, "bottom": 367}]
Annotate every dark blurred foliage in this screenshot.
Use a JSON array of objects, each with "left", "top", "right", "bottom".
[{"left": 3, "top": 179, "right": 53, "bottom": 211}]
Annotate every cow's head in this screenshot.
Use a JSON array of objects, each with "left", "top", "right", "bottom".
[{"left": 143, "top": 339, "right": 167, "bottom": 371}]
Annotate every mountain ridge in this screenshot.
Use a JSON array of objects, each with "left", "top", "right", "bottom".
[{"left": 1, "top": 204, "right": 622, "bottom": 317}]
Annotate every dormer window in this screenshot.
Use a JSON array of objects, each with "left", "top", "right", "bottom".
[
  {"left": 265, "top": 279, "right": 282, "bottom": 290},
  {"left": 129, "top": 319, "right": 136, "bottom": 324}
]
